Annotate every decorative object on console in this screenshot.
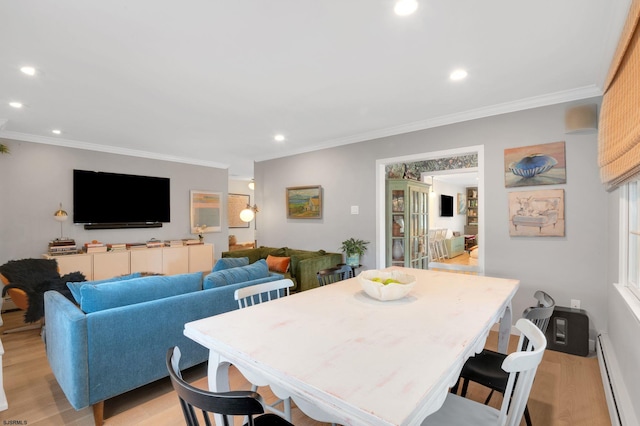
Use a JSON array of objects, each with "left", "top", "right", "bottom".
[
  {"left": 340, "top": 237, "right": 369, "bottom": 267},
  {"left": 286, "top": 186, "right": 322, "bottom": 219},
  {"left": 508, "top": 189, "right": 565, "bottom": 237},
  {"left": 194, "top": 225, "right": 207, "bottom": 243},
  {"left": 48, "top": 239, "right": 78, "bottom": 256},
  {"left": 53, "top": 202, "right": 68, "bottom": 240},
  {"left": 504, "top": 141, "right": 566, "bottom": 188},
  {"left": 190, "top": 190, "right": 222, "bottom": 233}
]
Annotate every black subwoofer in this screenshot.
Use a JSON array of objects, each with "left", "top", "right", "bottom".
[{"left": 544, "top": 306, "right": 589, "bottom": 357}]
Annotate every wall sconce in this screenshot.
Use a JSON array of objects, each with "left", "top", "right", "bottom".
[
  {"left": 565, "top": 104, "right": 598, "bottom": 134},
  {"left": 53, "top": 202, "right": 68, "bottom": 240},
  {"left": 248, "top": 179, "right": 255, "bottom": 190}
]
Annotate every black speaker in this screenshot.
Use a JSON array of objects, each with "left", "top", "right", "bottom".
[{"left": 544, "top": 306, "right": 589, "bottom": 357}]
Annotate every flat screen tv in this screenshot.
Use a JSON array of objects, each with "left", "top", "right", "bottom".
[
  {"left": 440, "top": 194, "right": 454, "bottom": 217},
  {"left": 73, "top": 169, "right": 170, "bottom": 229}
]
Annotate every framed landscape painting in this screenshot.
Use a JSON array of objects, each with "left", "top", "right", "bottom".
[{"left": 286, "top": 186, "right": 322, "bottom": 219}]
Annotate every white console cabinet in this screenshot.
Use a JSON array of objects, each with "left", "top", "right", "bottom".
[{"left": 45, "top": 244, "right": 214, "bottom": 280}]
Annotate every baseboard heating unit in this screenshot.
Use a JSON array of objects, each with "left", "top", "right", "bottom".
[{"left": 597, "top": 333, "right": 638, "bottom": 426}]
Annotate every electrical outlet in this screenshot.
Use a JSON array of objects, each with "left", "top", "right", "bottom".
[{"left": 570, "top": 299, "right": 581, "bottom": 309}]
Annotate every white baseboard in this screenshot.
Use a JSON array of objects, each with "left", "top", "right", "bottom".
[{"left": 597, "top": 333, "right": 637, "bottom": 426}]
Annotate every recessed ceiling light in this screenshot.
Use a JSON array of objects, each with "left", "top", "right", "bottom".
[
  {"left": 394, "top": 0, "right": 418, "bottom": 16},
  {"left": 274, "top": 134, "right": 285, "bottom": 142},
  {"left": 52, "top": 129, "right": 62, "bottom": 135},
  {"left": 9, "top": 102, "right": 23, "bottom": 108},
  {"left": 450, "top": 69, "right": 468, "bottom": 81},
  {"left": 20, "top": 66, "right": 36, "bottom": 76}
]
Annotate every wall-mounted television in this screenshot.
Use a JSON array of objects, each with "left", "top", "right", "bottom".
[
  {"left": 73, "top": 169, "right": 170, "bottom": 229},
  {"left": 440, "top": 194, "right": 454, "bottom": 217}
]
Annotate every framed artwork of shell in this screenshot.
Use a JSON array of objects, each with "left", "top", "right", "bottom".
[{"left": 504, "top": 141, "right": 566, "bottom": 188}]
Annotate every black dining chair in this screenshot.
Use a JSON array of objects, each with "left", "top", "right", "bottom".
[
  {"left": 451, "top": 290, "right": 555, "bottom": 426},
  {"left": 316, "top": 264, "right": 353, "bottom": 286},
  {"left": 166, "top": 346, "right": 295, "bottom": 426}
]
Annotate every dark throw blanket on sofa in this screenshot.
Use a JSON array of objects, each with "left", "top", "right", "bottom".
[{"left": 1, "top": 258, "right": 85, "bottom": 322}]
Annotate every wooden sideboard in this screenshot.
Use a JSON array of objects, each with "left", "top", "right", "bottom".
[{"left": 44, "top": 244, "right": 214, "bottom": 280}]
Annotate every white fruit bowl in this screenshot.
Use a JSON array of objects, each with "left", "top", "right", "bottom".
[{"left": 358, "top": 270, "right": 416, "bottom": 301}]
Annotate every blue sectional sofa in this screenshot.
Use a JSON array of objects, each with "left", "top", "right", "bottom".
[{"left": 44, "top": 259, "right": 282, "bottom": 425}]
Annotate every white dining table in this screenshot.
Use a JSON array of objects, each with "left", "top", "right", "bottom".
[{"left": 184, "top": 267, "right": 519, "bottom": 426}]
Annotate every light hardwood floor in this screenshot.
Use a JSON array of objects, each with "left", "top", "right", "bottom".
[{"left": 1, "top": 308, "right": 610, "bottom": 425}]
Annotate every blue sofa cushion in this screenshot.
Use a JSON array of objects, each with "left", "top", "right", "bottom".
[
  {"left": 67, "top": 272, "right": 143, "bottom": 304},
  {"left": 212, "top": 257, "right": 249, "bottom": 272},
  {"left": 80, "top": 272, "right": 203, "bottom": 313},
  {"left": 203, "top": 259, "right": 269, "bottom": 289}
]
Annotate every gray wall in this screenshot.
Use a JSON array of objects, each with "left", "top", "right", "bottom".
[
  {"left": 0, "top": 139, "right": 229, "bottom": 262},
  {"left": 256, "top": 99, "right": 609, "bottom": 336}
]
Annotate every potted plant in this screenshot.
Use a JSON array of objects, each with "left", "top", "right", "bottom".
[{"left": 340, "top": 238, "right": 369, "bottom": 267}]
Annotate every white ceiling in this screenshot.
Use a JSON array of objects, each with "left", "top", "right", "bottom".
[{"left": 0, "top": 0, "right": 631, "bottom": 178}]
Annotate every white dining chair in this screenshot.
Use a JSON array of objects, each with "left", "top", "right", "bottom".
[
  {"left": 234, "top": 279, "right": 294, "bottom": 422},
  {"left": 421, "top": 318, "right": 547, "bottom": 426},
  {"left": 234, "top": 279, "right": 294, "bottom": 308}
]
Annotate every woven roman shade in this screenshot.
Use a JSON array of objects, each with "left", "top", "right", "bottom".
[{"left": 598, "top": 0, "right": 640, "bottom": 190}]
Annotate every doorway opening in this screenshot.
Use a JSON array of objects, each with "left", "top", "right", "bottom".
[{"left": 375, "top": 145, "right": 484, "bottom": 274}]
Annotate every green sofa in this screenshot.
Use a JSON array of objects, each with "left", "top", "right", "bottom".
[{"left": 221, "top": 246, "right": 342, "bottom": 292}]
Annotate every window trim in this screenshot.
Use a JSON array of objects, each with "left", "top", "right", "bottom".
[{"left": 619, "top": 182, "right": 640, "bottom": 303}]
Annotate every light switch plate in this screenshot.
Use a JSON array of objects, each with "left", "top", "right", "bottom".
[{"left": 351, "top": 206, "right": 359, "bottom": 215}]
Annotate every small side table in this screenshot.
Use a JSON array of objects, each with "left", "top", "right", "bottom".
[{"left": 464, "top": 235, "right": 477, "bottom": 253}]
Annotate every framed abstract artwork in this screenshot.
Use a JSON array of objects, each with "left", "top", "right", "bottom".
[
  {"left": 286, "top": 186, "right": 322, "bottom": 219},
  {"left": 190, "top": 190, "right": 222, "bottom": 233},
  {"left": 457, "top": 193, "right": 467, "bottom": 214}
]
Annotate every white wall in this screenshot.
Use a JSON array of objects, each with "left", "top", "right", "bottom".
[
  {"left": 430, "top": 179, "right": 467, "bottom": 233},
  {"left": 256, "top": 99, "right": 609, "bottom": 339},
  {"left": 0, "top": 140, "right": 230, "bottom": 262}
]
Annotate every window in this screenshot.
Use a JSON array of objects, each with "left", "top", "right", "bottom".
[{"left": 622, "top": 180, "right": 640, "bottom": 301}]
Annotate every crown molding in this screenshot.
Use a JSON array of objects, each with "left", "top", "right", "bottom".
[
  {"left": 255, "top": 85, "right": 604, "bottom": 162},
  {"left": 0, "top": 130, "right": 229, "bottom": 169}
]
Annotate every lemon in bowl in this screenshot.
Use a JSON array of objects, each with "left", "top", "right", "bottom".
[{"left": 358, "top": 270, "right": 416, "bottom": 301}]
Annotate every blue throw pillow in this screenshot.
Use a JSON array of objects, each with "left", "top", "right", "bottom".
[
  {"left": 80, "top": 272, "right": 203, "bottom": 313},
  {"left": 212, "top": 257, "right": 249, "bottom": 272},
  {"left": 67, "top": 272, "right": 143, "bottom": 304},
  {"left": 203, "top": 259, "right": 269, "bottom": 289}
]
